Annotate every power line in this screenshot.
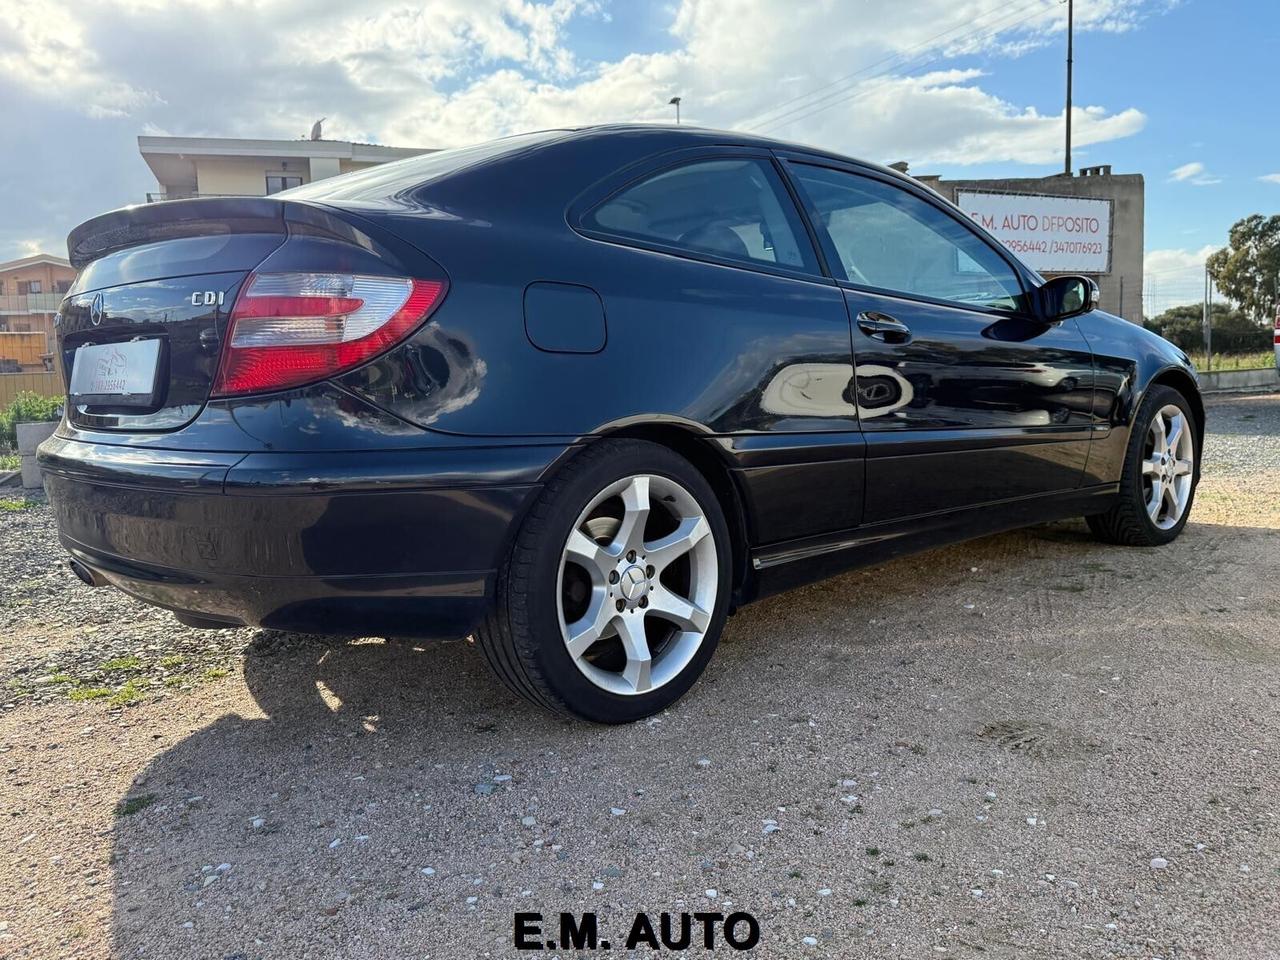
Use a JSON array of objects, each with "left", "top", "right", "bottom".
[
  {"left": 736, "top": 0, "right": 1050, "bottom": 131},
  {"left": 749, "top": 0, "right": 1059, "bottom": 136}
]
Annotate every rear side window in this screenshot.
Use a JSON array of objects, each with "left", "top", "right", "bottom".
[
  {"left": 789, "top": 163, "right": 1027, "bottom": 312},
  {"left": 583, "top": 159, "right": 817, "bottom": 273}
]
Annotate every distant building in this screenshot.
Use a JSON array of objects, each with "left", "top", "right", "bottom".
[
  {"left": 138, "top": 135, "right": 435, "bottom": 203},
  {"left": 908, "top": 165, "right": 1144, "bottom": 326},
  {"left": 0, "top": 254, "right": 75, "bottom": 368}
]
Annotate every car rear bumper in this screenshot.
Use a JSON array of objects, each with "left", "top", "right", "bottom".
[{"left": 38, "top": 434, "right": 570, "bottom": 639}]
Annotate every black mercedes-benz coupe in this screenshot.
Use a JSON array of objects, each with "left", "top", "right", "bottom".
[{"left": 40, "top": 125, "right": 1202, "bottom": 722}]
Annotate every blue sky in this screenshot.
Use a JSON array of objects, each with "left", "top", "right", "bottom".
[{"left": 0, "top": 0, "right": 1275, "bottom": 313}]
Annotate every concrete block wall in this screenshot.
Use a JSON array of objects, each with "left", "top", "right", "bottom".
[{"left": 16, "top": 420, "right": 57, "bottom": 490}]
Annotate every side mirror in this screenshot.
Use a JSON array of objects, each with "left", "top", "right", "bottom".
[{"left": 1039, "top": 275, "right": 1100, "bottom": 323}]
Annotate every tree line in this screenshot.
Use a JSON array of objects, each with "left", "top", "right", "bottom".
[{"left": 1145, "top": 213, "right": 1278, "bottom": 354}]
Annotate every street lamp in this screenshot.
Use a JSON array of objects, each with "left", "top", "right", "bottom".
[
  {"left": 668, "top": 96, "right": 682, "bottom": 124},
  {"left": 1064, "top": 0, "right": 1073, "bottom": 175}
]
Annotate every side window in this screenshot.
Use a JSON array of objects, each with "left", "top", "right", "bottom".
[
  {"left": 583, "top": 158, "right": 816, "bottom": 272},
  {"left": 789, "top": 164, "right": 1026, "bottom": 312}
]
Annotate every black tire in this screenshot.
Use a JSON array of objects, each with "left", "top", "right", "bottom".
[
  {"left": 475, "top": 439, "right": 732, "bottom": 723},
  {"left": 1086, "top": 384, "right": 1199, "bottom": 546}
]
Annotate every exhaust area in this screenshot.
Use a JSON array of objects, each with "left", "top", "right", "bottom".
[{"left": 68, "top": 559, "right": 100, "bottom": 587}]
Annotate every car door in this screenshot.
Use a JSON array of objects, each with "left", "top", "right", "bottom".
[
  {"left": 569, "top": 148, "right": 866, "bottom": 542},
  {"left": 781, "top": 157, "right": 1096, "bottom": 524}
]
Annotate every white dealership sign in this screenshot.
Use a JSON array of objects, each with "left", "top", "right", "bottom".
[{"left": 956, "top": 190, "right": 1112, "bottom": 274}]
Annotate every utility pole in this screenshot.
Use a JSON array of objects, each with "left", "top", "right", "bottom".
[
  {"left": 668, "top": 96, "right": 682, "bottom": 124},
  {"left": 1064, "top": 0, "right": 1074, "bottom": 175},
  {"left": 1203, "top": 262, "right": 1213, "bottom": 370}
]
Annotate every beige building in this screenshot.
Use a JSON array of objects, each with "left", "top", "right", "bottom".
[
  {"left": 138, "top": 135, "right": 434, "bottom": 203},
  {"left": 0, "top": 254, "right": 76, "bottom": 367},
  {"left": 910, "top": 164, "right": 1145, "bottom": 326}
]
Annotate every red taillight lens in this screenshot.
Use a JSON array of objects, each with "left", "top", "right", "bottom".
[{"left": 211, "top": 272, "right": 446, "bottom": 397}]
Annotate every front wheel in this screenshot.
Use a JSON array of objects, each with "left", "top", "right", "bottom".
[
  {"left": 476, "top": 439, "right": 731, "bottom": 722},
  {"left": 1087, "top": 384, "right": 1199, "bottom": 546}
]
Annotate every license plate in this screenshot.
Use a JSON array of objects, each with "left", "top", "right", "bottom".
[{"left": 69, "top": 339, "right": 162, "bottom": 407}]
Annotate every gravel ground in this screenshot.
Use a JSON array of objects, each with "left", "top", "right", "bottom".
[{"left": 1, "top": 393, "right": 1278, "bottom": 959}]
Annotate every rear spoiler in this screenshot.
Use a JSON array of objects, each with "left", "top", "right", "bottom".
[{"left": 66, "top": 197, "right": 289, "bottom": 269}]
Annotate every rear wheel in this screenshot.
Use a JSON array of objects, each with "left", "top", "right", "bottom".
[
  {"left": 476, "top": 439, "right": 731, "bottom": 722},
  {"left": 1087, "top": 384, "right": 1199, "bottom": 546}
]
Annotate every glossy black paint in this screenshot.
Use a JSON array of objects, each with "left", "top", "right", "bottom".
[{"left": 40, "top": 125, "right": 1201, "bottom": 640}]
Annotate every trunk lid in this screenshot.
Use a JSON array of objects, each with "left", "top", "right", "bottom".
[{"left": 59, "top": 198, "right": 287, "bottom": 432}]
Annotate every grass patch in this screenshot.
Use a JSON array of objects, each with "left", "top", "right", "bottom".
[
  {"left": 200, "top": 666, "right": 230, "bottom": 681},
  {"left": 100, "top": 656, "right": 143, "bottom": 672},
  {"left": 1188, "top": 351, "right": 1274, "bottom": 372},
  {"left": 67, "top": 686, "right": 112, "bottom": 701},
  {"left": 0, "top": 452, "right": 19, "bottom": 472},
  {"left": 158, "top": 655, "right": 186, "bottom": 669},
  {"left": 0, "top": 498, "right": 36, "bottom": 512},
  {"left": 852, "top": 898, "right": 869, "bottom": 907},
  {"left": 865, "top": 847, "right": 880, "bottom": 857},
  {"left": 116, "top": 794, "right": 157, "bottom": 816},
  {"left": 108, "top": 682, "right": 143, "bottom": 707},
  {"left": 913, "top": 852, "right": 931, "bottom": 863}
]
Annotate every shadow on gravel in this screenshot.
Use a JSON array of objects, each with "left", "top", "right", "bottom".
[
  {"left": 106, "top": 631, "right": 580, "bottom": 956},
  {"left": 101, "top": 515, "right": 1280, "bottom": 958}
]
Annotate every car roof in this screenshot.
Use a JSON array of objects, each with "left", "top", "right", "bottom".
[
  {"left": 279, "top": 123, "right": 918, "bottom": 208},
  {"left": 556, "top": 123, "right": 912, "bottom": 182}
]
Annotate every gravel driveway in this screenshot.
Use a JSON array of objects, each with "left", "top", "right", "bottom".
[{"left": 2, "top": 393, "right": 1278, "bottom": 959}]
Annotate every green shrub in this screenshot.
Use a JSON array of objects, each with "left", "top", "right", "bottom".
[{"left": 0, "top": 391, "right": 62, "bottom": 449}]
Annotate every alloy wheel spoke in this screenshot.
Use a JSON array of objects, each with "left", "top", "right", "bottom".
[
  {"left": 1142, "top": 458, "right": 1159, "bottom": 476},
  {"left": 646, "top": 515, "right": 710, "bottom": 573},
  {"left": 647, "top": 585, "right": 711, "bottom": 633},
  {"left": 1173, "top": 458, "right": 1193, "bottom": 477},
  {"left": 1162, "top": 481, "right": 1180, "bottom": 519},
  {"left": 1165, "top": 414, "right": 1184, "bottom": 454},
  {"left": 610, "top": 475, "right": 651, "bottom": 556},
  {"left": 1150, "top": 412, "right": 1167, "bottom": 453},
  {"left": 565, "top": 593, "right": 613, "bottom": 661},
  {"left": 615, "top": 613, "right": 653, "bottom": 693},
  {"left": 565, "top": 528, "right": 611, "bottom": 580},
  {"left": 1146, "top": 478, "right": 1164, "bottom": 519}
]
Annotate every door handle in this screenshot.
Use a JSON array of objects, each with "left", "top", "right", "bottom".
[{"left": 856, "top": 311, "right": 912, "bottom": 344}]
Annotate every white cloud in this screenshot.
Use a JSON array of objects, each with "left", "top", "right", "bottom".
[
  {"left": 1168, "top": 161, "right": 1221, "bottom": 186},
  {"left": 0, "top": 0, "right": 1166, "bottom": 259},
  {"left": 1261, "top": 173, "right": 1280, "bottom": 184}
]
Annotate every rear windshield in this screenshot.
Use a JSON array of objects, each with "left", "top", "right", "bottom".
[{"left": 279, "top": 130, "right": 569, "bottom": 202}]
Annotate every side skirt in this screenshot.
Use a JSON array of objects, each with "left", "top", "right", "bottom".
[{"left": 746, "top": 484, "right": 1120, "bottom": 601}]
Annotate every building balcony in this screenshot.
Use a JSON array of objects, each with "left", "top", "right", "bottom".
[{"left": 0, "top": 293, "right": 64, "bottom": 315}]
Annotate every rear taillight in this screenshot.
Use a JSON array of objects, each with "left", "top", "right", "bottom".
[{"left": 211, "top": 272, "right": 446, "bottom": 397}]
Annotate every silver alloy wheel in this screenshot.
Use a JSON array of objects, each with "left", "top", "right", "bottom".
[
  {"left": 556, "top": 474, "right": 718, "bottom": 697},
  {"left": 1142, "top": 403, "right": 1195, "bottom": 530}
]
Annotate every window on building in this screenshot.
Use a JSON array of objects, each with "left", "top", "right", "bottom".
[
  {"left": 265, "top": 175, "right": 303, "bottom": 195},
  {"left": 54, "top": 279, "right": 72, "bottom": 294},
  {"left": 27, "top": 280, "right": 42, "bottom": 294},
  {"left": 583, "top": 158, "right": 817, "bottom": 272}
]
